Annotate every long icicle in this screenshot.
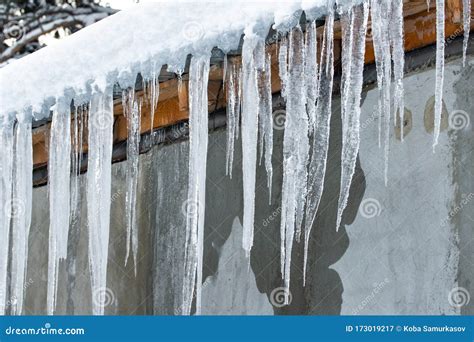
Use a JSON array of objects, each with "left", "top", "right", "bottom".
[
  {"left": 0, "top": 119, "right": 14, "bottom": 315},
  {"left": 123, "top": 88, "right": 141, "bottom": 274},
  {"left": 433, "top": 0, "right": 445, "bottom": 150},
  {"left": 258, "top": 52, "right": 274, "bottom": 203},
  {"left": 462, "top": 0, "right": 471, "bottom": 67},
  {"left": 241, "top": 34, "right": 263, "bottom": 256},
  {"left": 10, "top": 114, "right": 33, "bottom": 315},
  {"left": 336, "top": 1, "right": 370, "bottom": 232},
  {"left": 47, "top": 99, "right": 72, "bottom": 315},
  {"left": 391, "top": 0, "right": 405, "bottom": 141},
  {"left": 280, "top": 24, "right": 309, "bottom": 300},
  {"left": 305, "top": 20, "right": 319, "bottom": 134},
  {"left": 70, "top": 105, "right": 84, "bottom": 227},
  {"left": 87, "top": 90, "right": 114, "bottom": 316},
  {"left": 225, "top": 61, "right": 241, "bottom": 178},
  {"left": 303, "top": 4, "right": 335, "bottom": 284},
  {"left": 182, "top": 53, "right": 210, "bottom": 315},
  {"left": 370, "top": 0, "right": 392, "bottom": 184}
]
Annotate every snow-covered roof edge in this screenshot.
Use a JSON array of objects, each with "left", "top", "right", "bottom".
[{"left": 0, "top": 0, "right": 360, "bottom": 122}]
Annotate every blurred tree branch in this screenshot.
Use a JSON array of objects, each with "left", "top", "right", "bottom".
[{"left": 0, "top": 0, "right": 117, "bottom": 65}]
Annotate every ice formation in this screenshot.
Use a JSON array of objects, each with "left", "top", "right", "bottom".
[
  {"left": 225, "top": 60, "right": 242, "bottom": 178},
  {"left": 433, "top": 0, "right": 445, "bottom": 150},
  {"left": 47, "top": 99, "right": 72, "bottom": 315},
  {"left": 70, "top": 105, "right": 85, "bottom": 227},
  {"left": 87, "top": 91, "right": 114, "bottom": 315},
  {"left": 280, "top": 24, "right": 310, "bottom": 297},
  {"left": 336, "top": 2, "right": 369, "bottom": 232},
  {"left": 463, "top": 0, "right": 471, "bottom": 67},
  {"left": 258, "top": 52, "right": 274, "bottom": 203},
  {"left": 304, "top": 7, "right": 335, "bottom": 283},
  {"left": 0, "top": 120, "right": 13, "bottom": 315},
  {"left": 122, "top": 88, "right": 141, "bottom": 272},
  {"left": 0, "top": 0, "right": 465, "bottom": 314},
  {"left": 241, "top": 35, "right": 264, "bottom": 256},
  {"left": 10, "top": 116, "right": 33, "bottom": 315},
  {"left": 182, "top": 54, "right": 210, "bottom": 315}
]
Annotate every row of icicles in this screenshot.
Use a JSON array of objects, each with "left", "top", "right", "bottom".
[{"left": 0, "top": 0, "right": 471, "bottom": 316}]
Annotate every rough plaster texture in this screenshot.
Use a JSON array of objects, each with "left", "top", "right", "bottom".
[{"left": 19, "top": 55, "right": 474, "bottom": 316}]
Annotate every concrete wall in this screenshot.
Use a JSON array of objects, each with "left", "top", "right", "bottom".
[{"left": 20, "top": 55, "right": 474, "bottom": 315}]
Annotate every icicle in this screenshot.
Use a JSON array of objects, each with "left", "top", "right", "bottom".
[
  {"left": 303, "top": 6, "right": 335, "bottom": 284},
  {"left": 258, "top": 52, "right": 274, "bottom": 203},
  {"left": 462, "top": 0, "right": 471, "bottom": 67},
  {"left": 305, "top": 20, "right": 319, "bottom": 133},
  {"left": 433, "top": 0, "right": 445, "bottom": 150},
  {"left": 0, "top": 119, "right": 14, "bottom": 315},
  {"left": 370, "top": 0, "right": 392, "bottom": 184},
  {"left": 122, "top": 88, "right": 141, "bottom": 273},
  {"left": 182, "top": 53, "right": 210, "bottom": 316},
  {"left": 225, "top": 61, "right": 241, "bottom": 178},
  {"left": 391, "top": 0, "right": 405, "bottom": 141},
  {"left": 223, "top": 54, "right": 228, "bottom": 91},
  {"left": 278, "top": 36, "right": 289, "bottom": 100},
  {"left": 47, "top": 99, "right": 72, "bottom": 315},
  {"left": 147, "top": 69, "right": 160, "bottom": 133},
  {"left": 87, "top": 90, "right": 114, "bottom": 316},
  {"left": 336, "top": 1, "right": 370, "bottom": 232},
  {"left": 280, "top": 24, "right": 309, "bottom": 300},
  {"left": 241, "top": 34, "right": 264, "bottom": 256},
  {"left": 70, "top": 105, "right": 84, "bottom": 226},
  {"left": 10, "top": 114, "right": 33, "bottom": 315}
]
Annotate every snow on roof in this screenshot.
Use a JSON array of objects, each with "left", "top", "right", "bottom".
[{"left": 0, "top": 0, "right": 348, "bottom": 121}]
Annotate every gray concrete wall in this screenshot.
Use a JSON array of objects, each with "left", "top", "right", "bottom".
[{"left": 20, "top": 55, "right": 474, "bottom": 315}]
